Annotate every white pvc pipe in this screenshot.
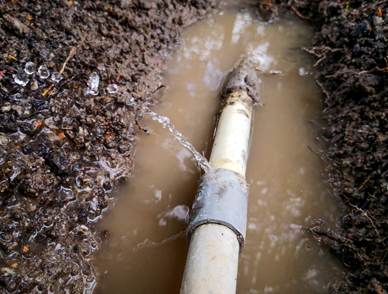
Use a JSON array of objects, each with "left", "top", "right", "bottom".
[
  {"left": 209, "top": 91, "right": 253, "bottom": 177},
  {"left": 180, "top": 224, "right": 240, "bottom": 294},
  {"left": 180, "top": 90, "right": 254, "bottom": 294}
]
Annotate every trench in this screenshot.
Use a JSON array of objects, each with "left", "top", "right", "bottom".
[{"left": 94, "top": 5, "right": 344, "bottom": 294}]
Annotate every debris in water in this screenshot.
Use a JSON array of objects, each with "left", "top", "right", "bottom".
[
  {"left": 51, "top": 71, "right": 62, "bottom": 82},
  {"left": 42, "top": 83, "right": 55, "bottom": 96},
  {"left": 85, "top": 72, "right": 100, "bottom": 96},
  {"left": 38, "top": 65, "right": 50, "bottom": 79},
  {"left": 14, "top": 73, "right": 29, "bottom": 86},
  {"left": 106, "top": 83, "right": 119, "bottom": 94},
  {"left": 24, "top": 62, "right": 36, "bottom": 75}
]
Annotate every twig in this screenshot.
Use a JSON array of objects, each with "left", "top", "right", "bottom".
[
  {"left": 135, "top": 118, "right": 149, "bottom": 134},
  {"left": 302, "top": 46, "right": 342, "bottom": 65},
  {"left": 60, "top": 36, "right": 86, "bottom": 74},
  {"left": 42, "top": 83, "right": 55, "bottom": 96},
  {"left": 359, "top": 66, "right": 388, "bottom": 75},
  {"left": 307, "top": 146, "right": 330, "bottom": 166},
  {"left": 359, "top": 174, "right": 371, "bottom": 190},
  {"left": 348, "top": 203, "right": 380, "bottom": 236},
  {"left": 316, "top": 79, "right": 330, "bottom": 98},
  {"left": 314, "top": 55, "right": 326, "bottom": 67},
  {"left": 360, "top": 0, "right": 388, "bottom": 13},
  {"left": 60, "top": 47, "right": 77, "bottom": 74},
  {"left": 291, "top": 6, "right": 312, "bottom": 21},
  {"left": 149, "top": 84, "right": 165, "bottom": 96}
]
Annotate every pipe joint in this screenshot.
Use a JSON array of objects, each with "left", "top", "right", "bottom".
[
  {"left": 186, "top": 168, "right": 248, "bottom": 249},
  {"left": 221, "top": 57, "right": 260, "bottom": 104}
]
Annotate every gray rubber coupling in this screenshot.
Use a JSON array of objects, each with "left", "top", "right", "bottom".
[{"left": 186, "top": 168, "right": 249, "bottom": 249}]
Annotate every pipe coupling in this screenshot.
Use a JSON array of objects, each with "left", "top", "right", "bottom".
[{"left": 186, "top": 168, "right": 248, "bottom": 249}]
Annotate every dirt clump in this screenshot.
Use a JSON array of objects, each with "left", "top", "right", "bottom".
[{"left": 0, "top": 1, "right": 217, "bottom": 293}]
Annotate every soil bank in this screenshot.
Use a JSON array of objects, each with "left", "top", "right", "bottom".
[{"left": 0, "top": 1, "right": 216, "bottom": 293}]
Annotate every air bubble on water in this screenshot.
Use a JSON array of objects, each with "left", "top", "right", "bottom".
[
  {"left": 24, "top": 62, "right": 36, "bottom": 75},
  {"left": 85, "top": 72, "right": 99, "bottom": 96},
  {"left": 299, "top": 67, "right": 308, "bottom": 76},
  {"left": 106, "top": 84, "right": 119, "bottom": 94},
  {"left": 51, "top": 72, "right": 62, "bottom": 82},
  {"left": 38, "top": 65, "right": 50, "bottom": 79},
  {"left": 14, "top": 73, "right": 29, "bottom": 86}
]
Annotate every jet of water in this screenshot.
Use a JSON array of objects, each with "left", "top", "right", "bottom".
[{"left": 143, "top": 107, "right": 212, "bottom": 174}]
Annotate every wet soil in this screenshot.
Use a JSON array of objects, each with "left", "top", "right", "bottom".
[
  {"left": 94, "top": 9, "right": 341, "bottom": 293},
  {"left": 270, "top": 0, "right": 388, "bottom": 293},
  {"left": 0, "top": 1, "right": 217, "bottom": 293}
]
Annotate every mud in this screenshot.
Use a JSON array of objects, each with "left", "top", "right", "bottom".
[
  {"left": 0, "top": 1, "right": 217, "bottom": 293},
  {"left": 270, "top": 0, "right": 388, "bottom": 293}
]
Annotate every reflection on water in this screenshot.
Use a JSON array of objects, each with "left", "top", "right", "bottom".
[{"left": 94, "top": 6, "right": 343, "bottom": 294}]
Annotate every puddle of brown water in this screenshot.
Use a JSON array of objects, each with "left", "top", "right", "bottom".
[{"left": 94, "top": 6, "right": 344, "bottom": 294}]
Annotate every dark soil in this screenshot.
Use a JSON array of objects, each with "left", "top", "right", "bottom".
[
  {"left": 268, "top": 0, "right": 388, "bottom": 293},
  {"left": 0, "top": 1, "right": 217, "bottom": 293}
]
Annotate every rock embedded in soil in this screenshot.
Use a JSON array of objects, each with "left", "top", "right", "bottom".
[{"left": 0, "top": 0, "right": 218, "bottom": 293}]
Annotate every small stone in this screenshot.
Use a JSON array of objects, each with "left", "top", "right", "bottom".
[
  {"left": 51, "top": 71, "right": 62, "bottom": 82},
  {"left": 1, "top": 102, "right": 11, "bottom": 112},
  {"left": 38, "top": 65, "right": 50, "bottom": 79},
  {"left": 14, "top": 73, "right": 29, "bottom": 86},
  {"left": 24, "top": 62, "right": 36, "bottom": 75},
  {"left": 30, "top": 79, "right": 39, "bottom": 90},
  {"left": 26, "top": 200, "right": 36, "bottom": 212},
  {"left": 13, "top": 105, "right": 24, "bottom": 116},
  {"left": 0, "top": 267, "right": 12, "bottom": 276},
  {"left": 0, "top": 135, "right": 9, "bottom": 145},
  {"left": 106, "top": 83, "right": 119, "bottom": 94}
]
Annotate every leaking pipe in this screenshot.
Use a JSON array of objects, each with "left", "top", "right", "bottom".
[{"left": 180, "top": 57, "right": 260, "bottom": 294}]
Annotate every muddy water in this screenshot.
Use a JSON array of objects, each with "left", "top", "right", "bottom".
[{"left": 94, "top": 7, "right": 343, "bottom": 294}]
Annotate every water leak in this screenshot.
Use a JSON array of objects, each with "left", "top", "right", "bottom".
[
  {"left": 145, "top": 109, "right": 212, "bottom": 173},
  {"left": 94, "top": 6, "right": 343, "bottom": 294}
]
